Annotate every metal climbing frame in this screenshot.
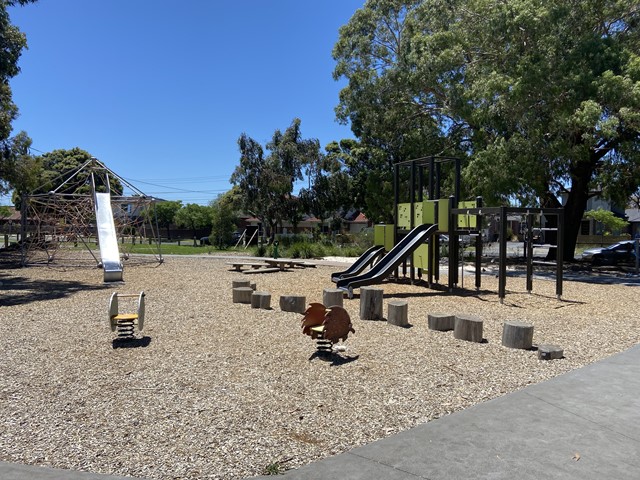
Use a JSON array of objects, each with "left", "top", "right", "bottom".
[{"left": 450, "top": 205, "right": 564, "bottom": 302}]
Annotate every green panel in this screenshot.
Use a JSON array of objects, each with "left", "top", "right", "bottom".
[
  {"left": 457, "top": 201, "right": 478, "bottom": 229},
  {"left": 438, "top": 199, "right": 449, "bottom": 232},
  {"left": 384, "top": 225, "right": 395, "bottom": 251},
  {"left": 397, "top": 203, "right": 411, "bottom": 229},
  {"left": 413, "top": 202, "right": 423, "bottom": 226},
  {"left": 374, "top": 224, "right": 386, "bottom": 246},
  {"left": 423, "top": 200, "right": 437, "bottom": 224},
  {"left": 413, "top": 243, "right": 429, "bottom": 270}
]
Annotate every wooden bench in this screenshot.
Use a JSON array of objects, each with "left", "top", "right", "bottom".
[
  {"left": 226, "top": 262, "right": 269, "bottom": 272},
  {"left": 263, "top": 259, "right": 316, "bottom": 270}
]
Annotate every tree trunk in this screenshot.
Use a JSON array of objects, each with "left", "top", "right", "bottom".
[{"left": 561, "top": 157, "right": 597, "bottom": 261}]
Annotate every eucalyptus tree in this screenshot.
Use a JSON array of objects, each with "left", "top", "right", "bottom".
[
  {"left": 231, "top": 118, "right": 321, "bottom": 239},
  {"left": 333, "top": 0, "right": 640, "bottom": 259},
  {"left": 0, "top": 0, "right": 38, "bottom": 194}
]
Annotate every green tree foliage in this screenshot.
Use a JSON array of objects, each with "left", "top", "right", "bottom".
[
  {"left": 231, "top": 118, "right": 321, "bottom": 239},
  {"left": 300, "top": 140, "right": 354, "bottom": 226},
  {"left": 209, "top": 192, "right": 238, "bottom": 248},
  {"left": 585, "top": 208, "right": 630, "bottom": 235},
  {"left": 2, "top": 131, "right": 40, "bottom": 199},
  {"left": 30, "top": 148, "right": 123, "bottom": 196},
  {"left": 333, "top": 0, "right": 640, "bottom": 259},
  {"left": 174, "top": 203, "right": 212, "bottom": 239},
  {"left": 153, "top": 200, "right": 182, "bottom": 240},
  {"left": 0, "top": 1, "right": 37, "bottom": 194}
]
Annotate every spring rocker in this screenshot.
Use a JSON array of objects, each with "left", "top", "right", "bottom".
[
  {"left": 301, "top": 303, "right": 355, "bottom": 353},
  {"left": 108, "top": 291, "right": 145, "bottom": 339}
]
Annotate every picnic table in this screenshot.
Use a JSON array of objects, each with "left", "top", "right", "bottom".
[{"left": 262, "top": 258, "right": 316, "bottom": 270}]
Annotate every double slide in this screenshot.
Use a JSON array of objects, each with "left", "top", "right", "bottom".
[
  {"left": 331, "top": 245, "right": 386, "bottom": 283},
  {"left": 95, "top": 191, "right": 123, "bottom": 282},
  {"left": 336, "top": 223, "right": 439, "bottom": 297}
]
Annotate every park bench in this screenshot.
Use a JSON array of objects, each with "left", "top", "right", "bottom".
[{"left": 226, "top": 262, "right": 270, "bottom": 272}]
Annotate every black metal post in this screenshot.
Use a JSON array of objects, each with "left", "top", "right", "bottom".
[
  {"left": 499, "top": 206, "right": 508, "bottom": 303},
  {"left": 475, "top": 196, "right": 483, "bottom": 291},
  {"left": 526, "top": 212, "right": 534, "bottom": 293},
  {"left": 556, "top": 209, "right": 564, "bottom": 299}
]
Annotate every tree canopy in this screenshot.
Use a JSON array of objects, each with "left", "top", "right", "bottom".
[
  {"left": 333, "top": 0, "right": 640, "bottom": 258},
  {"left": 230, "top": 118, "right": 322, "bottom": 238},
  {"left": 0, "top": 0, "right": 37, "bottom": 195}
]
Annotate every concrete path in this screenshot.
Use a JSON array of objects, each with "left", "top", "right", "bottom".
[
  {"left": 253, "top": 344, "right": 640, "bottom": 479},
  {"left": 2, "top": 344, "right": 639, "bottom": 480}
]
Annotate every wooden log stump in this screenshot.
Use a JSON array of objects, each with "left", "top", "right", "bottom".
[
  {"left": 232, "top": 287, "right": 253, "bottom": 304},
  {"left": 279, "top": 295, "right": 306, "bottom": 313},
  {"left": 251, "top": 291, "right": 271, "bottom": 309},
  {"left": 232, "top": 280, "right": 251, "bottom": 289},
  {"left": 538, "top": 344, "right": 564, "bottom": 360},
  {"left": 428, "top": 313, "right": 455, "bottom": 331},
  {"left": 387, "top": 300, "right": 409, "bottom": 327},
  {"left": 323, "top": 288, "right": 344, "bottom": 308},
  {"left": 502, "top": 321, "right": 534, "bottom": 349},
  {"left": 454, "top": 314, "right": 483, "bottom": 343},
  {"left": 359, "top": 286, "right": 383, "bottom": 320}
]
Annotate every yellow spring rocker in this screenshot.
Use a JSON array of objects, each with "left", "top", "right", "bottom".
[{"left": 108, "top": 292, "right": 145, "bottom": 339}]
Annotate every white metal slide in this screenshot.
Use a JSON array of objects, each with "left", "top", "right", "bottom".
[{"left": 95, "top": 191, "right": 123, "bottom": 282}]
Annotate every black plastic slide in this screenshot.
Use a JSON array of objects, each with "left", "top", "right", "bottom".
[
  {"left": 336, "top": 223, "right": 439, "bottom": 296},
  {"left": 331, "top": 245, "right": 386, "bottom": 283}
]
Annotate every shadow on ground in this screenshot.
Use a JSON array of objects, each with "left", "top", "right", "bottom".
[{"left": 0, "top": 272, "right": 109, "bottom": 307}]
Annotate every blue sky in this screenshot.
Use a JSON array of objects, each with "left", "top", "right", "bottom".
[{"left": 4, "top": 0, "right": 364, "bottom": 205}]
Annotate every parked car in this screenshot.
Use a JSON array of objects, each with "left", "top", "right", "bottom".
[{"left": 581, "top": 240, "right": 637, "bottom": 266}]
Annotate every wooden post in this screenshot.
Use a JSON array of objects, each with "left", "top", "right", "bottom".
[
  {"left": 387, "top": 300, "right": 409, "bottom": 327},
  {"left": 323, "top": 288, "right": 344, "bottom": 308},
  {"left": 232, "top": 280, "right": 251, "bottom": 289},
  {"left": 251, "top": 291, "right": 271, "bottom": 309},
  {"left": 502, "top": 321, "right": 534, "bottom": 349},
  {"left": 359, "top": 286, "right": 383, "bottom": 320},
  {"left": 454, "top": 314, "right": 483, "bottom": 343},
  {"left": 279, "top": 295, "right": 306, "bottom": 313},
  {"left": 428, "top": 313, "right": 455, "bottom": 331},
  {"left": 232, "top": 287, "right": 253, "bottom": 304},
  {"left": 538, "top": 344, "right": 564, "bottom": 360}
]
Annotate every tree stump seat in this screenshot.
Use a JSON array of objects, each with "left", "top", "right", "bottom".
[
  {"left": 232, "top": 287, "right": 253, "bottom": 304},
  {"left": 387, "top": 300, "right": 409, "bottom": 327},
  {"left": 280, "top": 295, "right": 306, "bottom": 313},
  {"left": 502, "top": 321, "right": 534, "bottom": 349},
  {"left": 251, "top": 291, "right": 271, "bottom": 309},
  {"left": 428, "top": 313, "right": 455, "bottom": 331},
  {"left": 454, "top": 314, "right": 483, "bottom": 343}
]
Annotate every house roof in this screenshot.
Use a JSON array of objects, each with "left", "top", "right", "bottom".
[
  {"left": 350, "top": 212, "right": 368, "bottom": 223},
  {"left": 626, "top": 208, "right": 640, "bottom": 223},
  {"left": 0, "top": 207, "right": 20, "bottom": 221}
]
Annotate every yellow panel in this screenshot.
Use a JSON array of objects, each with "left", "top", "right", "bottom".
[
  {"left": 413, "top": 202, "right": 423, "bottom": 226},
  {"left": 413, "top": 243, "right": 429, "bottom": 270},
  {"left": 423, "top": 200, "right": 437, "bottom": 224},
  {"left": 384, "top": 225, "right": 395, "bottom": 251},
  {"left": 438, "top": 199, "right": 449, "bottom": 232},
  {"left": 397, "top": 203, "right": 411, "bottom": 229},
  {"left": 374, "top": 224, "right": 386, "bottom": 246},
  {"left": 457, "top": 201, "right": 478, "bottom": 229}
]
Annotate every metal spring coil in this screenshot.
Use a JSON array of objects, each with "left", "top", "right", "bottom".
[{"left": 117, "top": 319, "right": 135, "bottom": 338}]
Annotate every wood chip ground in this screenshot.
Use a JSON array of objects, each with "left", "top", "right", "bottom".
[{"left": 1, "top": 256, "right": 638, "bottom": 479}]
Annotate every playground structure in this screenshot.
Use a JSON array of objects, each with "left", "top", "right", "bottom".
[
  {"left": 333, "top": 156, "right": 564, "bottom": 302},
  {"left": 108, "top": 291, "right": 146, "bottom": 339},
  {"left": 20, "top": 158, "right": 163, "bottom": 282}
]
